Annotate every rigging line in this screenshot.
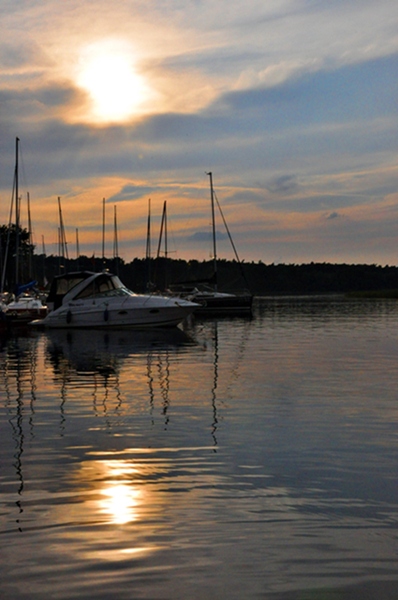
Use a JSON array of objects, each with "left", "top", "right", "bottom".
[
  {"left": 156, "top": 200, "right": 166, "bottom": 259},
  {"left": 213, "top": 191, "right": 241, "bottom": 263},
  {"left": 214, "top": 191, "right": 251, "bottom": 289}
]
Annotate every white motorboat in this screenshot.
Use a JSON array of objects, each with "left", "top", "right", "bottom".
[
  {"left": 3, "top": 293, "right": 47, "bottom": 319},
  {"left": 31, "top": 270, "right": 198, "bottom": 329},
  {"left": 0, "top": 292, "right": 48, "bottom": 331}
]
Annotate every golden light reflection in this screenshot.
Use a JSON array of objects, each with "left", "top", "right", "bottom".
[
  {"left": 76, "top": 40, "right": 153, "bottom": 123},
  {"left": 101, "top": 482, "right": 141, "bottom": 525},
  {"left": 97, "top": 460, "right": 144, "bottom": 525}
]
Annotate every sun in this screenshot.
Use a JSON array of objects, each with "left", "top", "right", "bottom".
[{"left": 76, "top": 41, "right": 150, "bottom": 123}]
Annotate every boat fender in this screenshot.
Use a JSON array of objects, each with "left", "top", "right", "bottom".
[
  {"left": 104, "top": 308, "right": 109, "bottom": 322},
  {"left": 66, "top": 310, "right": 72, "bottom": 324}
]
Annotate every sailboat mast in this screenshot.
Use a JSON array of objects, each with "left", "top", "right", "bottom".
[
  {"left": 102, "top": 197, "right": 106, "bottom": 260},
  {"left": 76, "top": 228, "right": 80, "bottom": 258},
  {"left": 57, "top": 196, "right": 69, "bottom": 272},
  {"left": 156, "top": 200, "right": 168, "bottom": 289},
  {"left": 207, "top": 171, "right": 217, "bottom": 291},
  {"left": 157, "top": 200, "right": 167, "bottom": 259},
  {"left": 146, "top": 198, "right": 151, "bottom": 260},
  {"left": 145, "top": 198, "right": 152, "bottom": 288},
  {"left": 112, "top": 206, "right": 116, "bottom": 258},
  {"left": 15, "top": 137, "right": 20, "bottom": 287},
  {"left": 42, "top": 234, "right": 47, "bottom": 286},
  {"left": 165, "top": 202, "right": 168, "bottom": 261},
  {"left": 112, "top": 205, "right": 119, "bottom": 274},
  {"left": 75, "top": 228, "right": 80, "bottom": 270},
  {"left": 27, "top": 192, "right": 33, "bottom": 279}
]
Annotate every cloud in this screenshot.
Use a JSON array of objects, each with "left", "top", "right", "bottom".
[
  {"left": 223, "top": 189, "right": 268, "bottom": 205},
  {"left": 0, "top": 41, "right": 36, "bottom": 70},
  {"left": 267, "top": 175, "right": 299, "bottom": 195},
  {"left": 263, "top": 195, "right": 371, "bottom": 214},
  {"left": 107, "top": 185, "right": 154, "bottom": 203},
  {"left": 216, "top": 53, "right": 398, "bottom": 126}
]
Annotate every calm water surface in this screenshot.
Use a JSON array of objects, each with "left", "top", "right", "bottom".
[{"left": 1, "top": 296, "right": 397, "bottom": 599}]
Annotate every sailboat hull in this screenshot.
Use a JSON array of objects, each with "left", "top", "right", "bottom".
[{"left": 189, "top": 291, "right": 253, "bottom": 316}]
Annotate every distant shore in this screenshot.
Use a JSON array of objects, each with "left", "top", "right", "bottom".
[{"left": 21, "top": 255, "right": 398, "bottom": 297}]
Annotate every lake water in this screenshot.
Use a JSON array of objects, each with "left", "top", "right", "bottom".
[{"left": 1, "top": 296, "right": 397, "bottom": 600}]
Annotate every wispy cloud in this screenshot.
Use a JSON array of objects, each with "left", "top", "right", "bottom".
[
  {"left": 267, "top": 175, "right": 299, "bottom": 195},
  {"left": 108, "top": 185, "right": 154, "bottom": 203}
]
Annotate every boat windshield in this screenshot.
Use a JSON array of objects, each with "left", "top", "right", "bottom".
[
  {"left": 55, "top": 275, "right": 88, "bottom": 296},
  {"left": 74, "top": 274, "right": 135, "bottom": 300}
]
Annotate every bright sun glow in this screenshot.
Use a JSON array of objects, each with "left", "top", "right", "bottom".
[{"left": 77, "top": 41, "right": 150, "bottom": 123}]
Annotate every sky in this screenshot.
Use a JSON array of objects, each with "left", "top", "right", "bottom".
[{"left": 0, "top": 0, "right": 398, "bottom": 265}]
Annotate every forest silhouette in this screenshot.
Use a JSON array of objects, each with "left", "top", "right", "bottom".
[{"left": 2, "top": 225, "right": 398, "bottom": 297}]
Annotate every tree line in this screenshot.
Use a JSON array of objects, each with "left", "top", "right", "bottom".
[
  {"left": 24, "top": 255, "right": 398, "bottom": 297},
  {"left": 2, "top": 224, "right": 398, "bottom": 296}
]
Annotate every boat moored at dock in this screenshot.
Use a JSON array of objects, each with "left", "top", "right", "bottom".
[{"left": 31, "top": 270, "right": 198, "bottom": 329}]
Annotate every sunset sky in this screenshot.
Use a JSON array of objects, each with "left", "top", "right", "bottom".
[{"left": 1, "top": 0, "right": 397, "bottom": 264}]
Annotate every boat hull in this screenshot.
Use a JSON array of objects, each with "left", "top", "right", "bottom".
[
  {"left": 32, "top": 270, "right": 198, "bottom": 329},
  {"left": 32, "top": 298, "right": 196, "bottom": 329},
  {"left": 0, "top": 306, "right": 48, "bottom": 332},
  {"left": 189, "top": 292, "right": 253, "bottom": 316}
]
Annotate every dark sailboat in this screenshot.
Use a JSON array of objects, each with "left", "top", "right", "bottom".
[
  {"left": 0, "top": 138, "right": 47, "bottom": 332},
  {"left": 172, "top": 172, "right": 253, "bottom": 316}
]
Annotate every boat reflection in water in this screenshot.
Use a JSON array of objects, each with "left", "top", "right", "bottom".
[
  {"left": 43, "top": 326, "right": 196, "bottom": 421},
  {"left": 44, "top": 326, "right": 194, "bottom": 375}
]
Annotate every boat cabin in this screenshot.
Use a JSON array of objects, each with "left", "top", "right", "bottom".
[{"left": 46, "top": 271, "right": 129, "bottom": 311}]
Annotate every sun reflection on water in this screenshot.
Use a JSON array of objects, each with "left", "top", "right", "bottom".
[
  {"left": 94, "top": 460, "right": 144, "bottom": 525},
  {"left": 101, "top": 482, "right": 141, "bottom": 525}
]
